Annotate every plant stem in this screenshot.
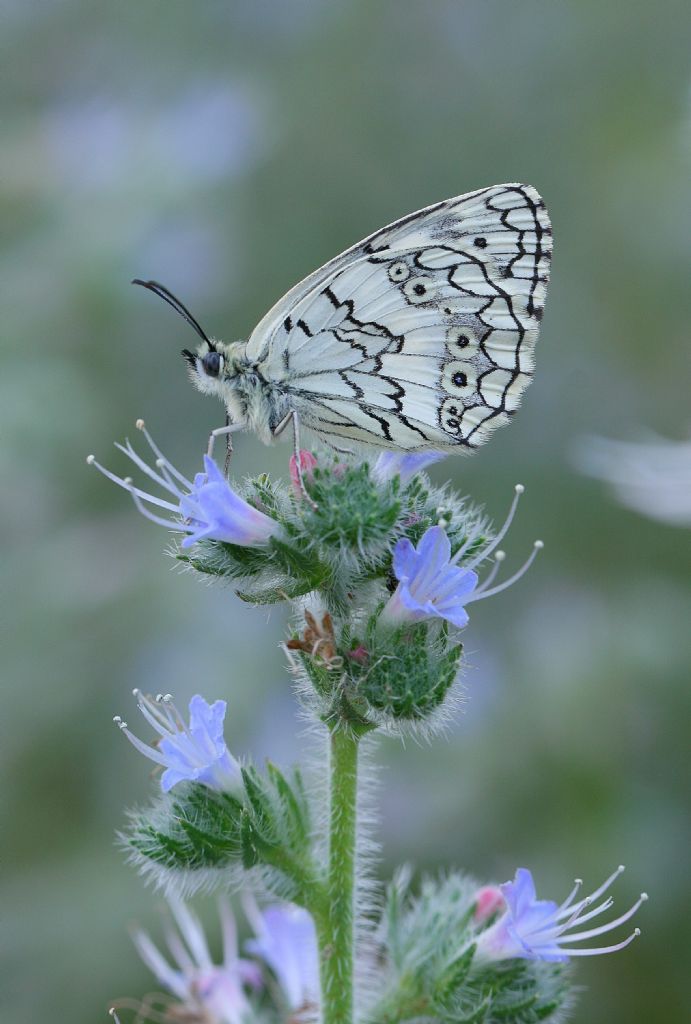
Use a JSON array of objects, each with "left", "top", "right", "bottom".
[{"left": 318, "top": 724, "right": 360, "bottom": 1024}]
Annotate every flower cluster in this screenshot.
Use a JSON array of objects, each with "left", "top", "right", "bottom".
[{"left": 93, "top": 420, "right": 647, "bottom": 1024}]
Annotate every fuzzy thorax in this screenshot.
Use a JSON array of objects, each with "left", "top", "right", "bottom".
[{"left": 186, "top": 339, "right": 291, "bottom": 445}]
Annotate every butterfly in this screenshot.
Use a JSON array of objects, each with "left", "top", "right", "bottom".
[{"left": 134, "top": 183, "right": 551, "bottom": 473}]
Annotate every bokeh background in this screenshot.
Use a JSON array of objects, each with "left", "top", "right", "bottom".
[{"left": 2, "top": 2, "right": 690, "bottom": 1022}]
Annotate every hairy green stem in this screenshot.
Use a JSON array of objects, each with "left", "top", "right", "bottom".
[{"left": 318, "top": 724, "right": 360, "bottom": 1024}]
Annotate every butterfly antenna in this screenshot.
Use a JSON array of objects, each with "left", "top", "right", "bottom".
[{"left": 131, "top": 279, "right": 215, "bottom": 348}]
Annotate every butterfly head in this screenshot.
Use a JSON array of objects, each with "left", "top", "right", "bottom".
[{"left": 182, "top": 338, "right": 240, "bottom": 397}]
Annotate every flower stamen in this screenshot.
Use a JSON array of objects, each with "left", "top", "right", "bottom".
[
  {"left": 88, "top": 425, "right": 281, "bottom": 549},
  {"left": 451, "top": 484, "right": 524, "bottom": 569},
  {"left": 467, "top": 541, "right": 544, "bottom": 603}
]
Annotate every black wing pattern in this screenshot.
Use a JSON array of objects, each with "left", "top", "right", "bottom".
[{"left": 246, "top": 184, "right": 552, "bottom": 450}]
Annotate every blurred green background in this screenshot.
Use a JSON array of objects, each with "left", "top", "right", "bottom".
[{"left": 2, "top": 1, "right": 690, "bottom": 1022}]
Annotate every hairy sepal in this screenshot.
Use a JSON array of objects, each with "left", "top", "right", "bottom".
[
  {"left": 350, "top": 619, "right": 463, "bottom": 723},
  {"left": 301, "top": 462, "right": 402, "bottom": 568}
]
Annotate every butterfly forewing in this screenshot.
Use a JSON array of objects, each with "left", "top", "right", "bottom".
[{"left": 246, "top": 184, "right": 551, "bottom": 450}]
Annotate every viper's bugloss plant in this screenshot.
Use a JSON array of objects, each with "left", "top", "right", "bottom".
[{"left": 93, "top": 424, "right": 646, "bottom": 1024}]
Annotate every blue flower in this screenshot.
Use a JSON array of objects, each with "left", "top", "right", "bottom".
[
  {"left": 244, "top": 900, "right": 320, "bottom": 1014},
  {"left": 88, "top": 420, "right": 281, "bottom": 549},
  {"left": 380, "top": 485, "right": 543, "bottom": 630},
  {"left": 381, "top": 525, "right": 479, "bottom": 629},
  {"left": 475, "top": 866, "right": 647, "bottom": 963},
  {"left": 114, "top": 691, "right": 242, "bottom": 793},
  {"left": 373, "top": 450, "right": 447, "bottom": 485},
  {"left": 131, "top": 896, "right": 261, "bottom": 1024}
]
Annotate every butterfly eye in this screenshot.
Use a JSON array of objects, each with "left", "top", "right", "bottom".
[{"left": 202, "top": 351, "right": 223, "bottom": 378}]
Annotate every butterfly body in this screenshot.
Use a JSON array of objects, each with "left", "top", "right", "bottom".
[{"left": 171, "top": 183, "right": 552, "bottom": 453}]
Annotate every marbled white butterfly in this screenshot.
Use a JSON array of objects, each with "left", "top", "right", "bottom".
[{"left": 135, "top": 183, "right": 551, "bottom": 465}]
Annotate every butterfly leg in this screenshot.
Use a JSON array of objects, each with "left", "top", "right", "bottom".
[
  {"left": 273, "top": 409, "right": 317, "bottom": 507},
  {"left": 207, "top": 419, "right": 244, "bottom": 475}
]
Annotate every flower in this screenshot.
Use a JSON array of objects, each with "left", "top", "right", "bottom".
[
  {"left": 373, "top": 450, "right": 447, "bottom": 485},
  {"left": 380, "top": 485, "right": 543, "bottom": 630},
  {"left": 87, "top": 420, "right": 281, "bottom": 548},
  {"left": 114, "top": 691, "right": 242, "bottom": 793},
  {"left": 130, "top": 896, "right": 260, "bottom": 1024},
  {"left": 244, "top": 900, "right": 320, "bottom": 1014},
  {"left": 475, "top": 866, "right": 647, "bottom": 963},
  {"left": 575, "top": 432, "right": 691, "bottom": 527}
]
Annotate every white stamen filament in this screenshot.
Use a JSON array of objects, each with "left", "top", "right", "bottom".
[
  {"left": 136, "top": 419, "right": 195, "bottom": 492},
  {"left": 561, "top": 893, "right": 648, "bottom": 943},
  {"left": 128, "top": 485, "right": 189, "bottom": 532},
  {"left": 557, "top": 896, "right": 614, "bottom": 931},
  {"left": 451, "top": 484, "right": 524, "bottom": 569},
  {"left": 556, "top": 878, "right": 584, "bottom": 917},
  {"left": 134, "top": 691, "right": 178, "bottom": 740},
  {"left": 556, "top": 865, "right": 625, "bottom": 923},
  {"left": 115, "top": 439, "right": 185, "bottom": 500},
  {"left": 88, "top": 454, "right": 181, "bottom": 514},
  {"left": 581, "top": 865, "right": 626, "bottom": 908},
  {"left": 557, "top": 927, "right": 640, "bottom": 957},
  {"left": 474, "top": 550, "right": 505, "bottom": 592},
  {"left": 529, "top": 893, "right": 615, "bottom": 943},
  {"left": 156, "top": 456, "right": 185, "bottom": 493},
  {"left": 467, "top": 541, "right": 543, "bottom": 603},
  {"left": 157, "top": 692, "right": 188, "bottom": 732},
  {"left": 134, "top": 689, "right": 190, "bottom": 739},
  {"left": 113, "top": 692, "right": 186, "bottom": 767},
  {"left": 115, "top": 721, "right": 169, "bottom": 767}
]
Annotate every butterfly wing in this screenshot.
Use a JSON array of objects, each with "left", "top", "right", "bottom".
[{"left": 246, "top": 184, "right": 552, "bottom": 450}]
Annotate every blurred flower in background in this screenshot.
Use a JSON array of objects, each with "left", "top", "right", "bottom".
[
  {"left": 575, "top": 432, "right": 691, "bottom": 526},
  {"left": 126, "top": 897, "right": 260, "bottom": 1024},
  {"left": 244, "top": 900, "right": 320, "bottom": 1015}
]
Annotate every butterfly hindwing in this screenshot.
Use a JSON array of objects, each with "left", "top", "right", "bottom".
[{"left": 246, "top": 184, "right": 551, "bottom": 450}]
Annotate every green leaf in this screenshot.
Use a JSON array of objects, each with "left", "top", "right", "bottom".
[
  {"left": 435, "top": 944, "right": 476, "bottom": 1001},
  {"left": 127, "top": 784, "right": 243, "bottom": 871}
]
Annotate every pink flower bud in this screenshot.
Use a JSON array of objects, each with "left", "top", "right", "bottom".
[{"left": 473, "top": 886, "right": 505, "bottom": 923}]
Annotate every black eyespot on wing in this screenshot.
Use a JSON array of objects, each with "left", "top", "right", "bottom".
[{"left": 202, "top": 351, "right": 222, "bottom": 377}]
